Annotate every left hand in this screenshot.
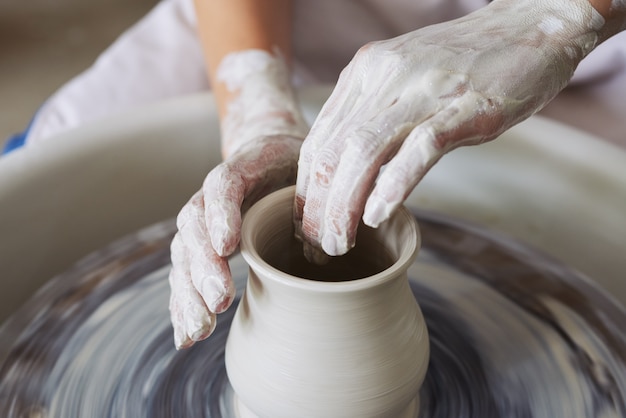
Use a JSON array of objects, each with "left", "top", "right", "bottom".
[
  {"left": 168, "top": 50, "right": 308, "bottom": 349},
  {"left": 169, "top": 133, "right": 303, "bottom": 349}
]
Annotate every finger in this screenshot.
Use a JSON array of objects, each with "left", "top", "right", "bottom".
[
  {"left": 303, "top": 104, "right": 415, "bottom": 255},
  {"left": 294, "top": 138, "right": 334, "bottom": 264},
  {"left": 239, "top": 135, "right": 302, "bottom": 211},
  {"left": 178, "top": 195, "right": 236, "bottom": 314},
  {"left": 294, "top": 62, "right": 365, "bottom": 227},
  {"left": 363, "top": 97, "right": 495, "bottom": 227},
  {"left": 294, "top": 136, "right": 315, "bottom": 236},
  {"left": 207, "top": 137, "right": 303, "bottom": 256},
  {"left": 202, "top": 166, "right": 246, "bottom": 257},
  {"left": 184, "top": 223, "right": 236, "bottom": 314},
  {"left": 185, "top": 225, "right": 236, "bottom": 314},
  {"left": 169, "top": 233, "right": 216, "bottom": 349},
  {"left": 298, "top": 138, "right": 343, "bottom": 251},
  {"left": 296, "top": 97, "right": 390, "bottom": 247}
]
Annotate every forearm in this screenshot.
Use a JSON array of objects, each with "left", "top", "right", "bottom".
[
  {"left": 588, "top": 0, "right": 625, "bottom": 18},
  {"left": 587, "top": 0, "right": 625, "bottom": 39},
  {"left": 193, "top": 0, "right": 294, "bottom": 118}
]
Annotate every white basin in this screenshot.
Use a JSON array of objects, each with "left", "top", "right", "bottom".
[{"left": 1, "top": 85, "right": 625, "bottom": 324}]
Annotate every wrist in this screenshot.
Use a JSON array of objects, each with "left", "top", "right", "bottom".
[
  {"left": 588, "top": 0, "right": 626, "bottom": 38},
  {"left": 589, "top": 0, "right": 612, "bottom": 17},
  {"left": 217, "top": 49, "right": 308, "bottom": 158},
  {"left": 588, "top": 0, "right": 626, "bottom": 16}
]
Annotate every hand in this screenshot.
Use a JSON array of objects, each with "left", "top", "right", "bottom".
[
  {"left": 169, "top": 50, "right": 308, "bottom": 349},
  {"left": 294, "top": 0, "right": 604, "bottom": 256},
  {"left": 169, "top": 135, "right": 303, "bottom": 349}
]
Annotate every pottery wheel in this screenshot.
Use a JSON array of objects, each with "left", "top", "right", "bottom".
[{"left": 1, "top": 209, "right": 625, "bottom": 417}]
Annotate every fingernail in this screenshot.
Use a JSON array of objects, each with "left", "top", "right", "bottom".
[
  {"left": 363, "top": 195, "right": 393, "bottom": 228},
  {"left": 322, "top": 232, "right": 351, "bottom": 256},
  {"left": 186, "top": 312, "right": 215, "bottom": 342},
  {"left": 190, "top": 328, "right": 209, "bottom": 342},
  {"left": 210, "top": 222, "right": 231, "bottom": 257},
  {"left": 210, "top": 289, "right": 235, "bottom": 313},
  {"left": 190, "top": 320, "right": 215, "bottom": 342},
  {"left": 200, "top": 277, "right": 235, "bottom": 313},
  {"left": 212, "top": 294, "right": 234, "bottom": 314},
  {"left": 174, "top": 328, "right": 192, "bottom": 350}
]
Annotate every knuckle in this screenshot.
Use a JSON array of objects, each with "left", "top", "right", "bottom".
[
  {"left": 355, "top": 40, "right": 383, "bottom": 58},
  {"left": 299, "top": 136, "right": 315, "bottom": 156},
  {"left": 175, "top": 204, "right": 193, "bottom": 230},
  {"left": 203, "top": 164, "right": 232, "bottom": 189},
  {"left": 348, "top": 127, "right": 385, "bottom": 158},
  {"left": 355, "top": 40, "right": 402, "bottom": 68},
  {"left": 311, "top": 148, "right": 339, "bottom": 188}
]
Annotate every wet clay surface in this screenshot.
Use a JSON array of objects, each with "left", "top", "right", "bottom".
[{"left": 0, "top": 210, "right": 624, "bottom": 417}]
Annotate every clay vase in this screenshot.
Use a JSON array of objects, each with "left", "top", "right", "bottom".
[{"left": 225, "top": 186, "right": 429, "bottom": 418}]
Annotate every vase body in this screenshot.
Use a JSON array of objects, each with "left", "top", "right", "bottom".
[{"left": 225, "top": 186, "right": 429, "bottom": 418}]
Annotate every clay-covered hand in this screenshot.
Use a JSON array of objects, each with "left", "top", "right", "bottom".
[
  {"left": 294, "top": 0, "right": 605, "bottom": 256},
  {"left": 169, "top": 50, "right": 308, "bottom": 349}
]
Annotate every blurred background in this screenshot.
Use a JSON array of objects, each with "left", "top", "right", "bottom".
[
  {"left": 0, "top": 0, "right": 156, "bottom": 144},
  {"left": 1, "top": 1, "right": 623, "bottom": 149}
]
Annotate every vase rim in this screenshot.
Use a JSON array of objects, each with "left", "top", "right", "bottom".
[{"left": 240, "top": 186, "right": 420, "bottom": 293}]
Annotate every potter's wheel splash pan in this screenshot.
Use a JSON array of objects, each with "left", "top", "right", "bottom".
[{"left": 0, "top": 209, "right": 624, "bottom": 417}]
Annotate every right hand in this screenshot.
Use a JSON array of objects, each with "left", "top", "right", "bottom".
[{"left": 294, "top": 0, "right": 605, "bottom": 257}]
